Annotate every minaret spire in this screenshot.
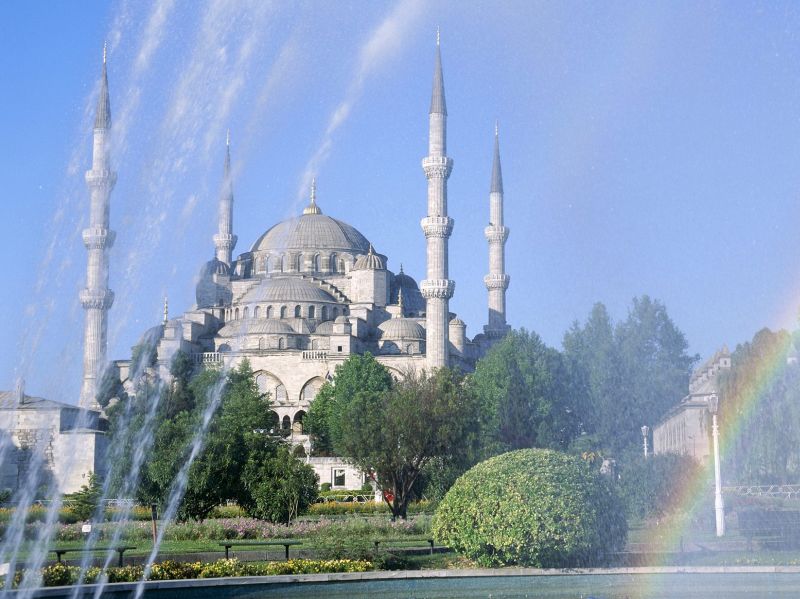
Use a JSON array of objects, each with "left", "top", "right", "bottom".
[
  {"left": 213, "top": 132, "right": 237, "bottom": 265},
  {"left": 80, "top": 46, "right": 117, "bottom": 410},
  {"left": 484, "top": 123, "right": 510, "bottom": 339},
  {"left": 163, "top": 296, "right": 169, "bottom": 325},
  {"left": 420, "top": 32, "right": 455, "bottom": 370}
]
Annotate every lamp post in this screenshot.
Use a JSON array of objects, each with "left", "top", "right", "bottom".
[
  {"left": 708, "top": 393, "right": 725, "bottom": 536},
  {"left": 641, "top": 425, "right": 649, "bottom": 459}
]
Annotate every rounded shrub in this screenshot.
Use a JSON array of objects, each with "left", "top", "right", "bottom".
[{"left": 431, "top": 448, "right": 627, "bottom": 567}]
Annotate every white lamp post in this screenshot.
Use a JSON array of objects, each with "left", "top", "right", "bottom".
[
  {"left": 641, "top": 425, "right": 649, "bottom": 459},
  {"left": 708, "top": 393, "right": 725, "bottom": 536}
]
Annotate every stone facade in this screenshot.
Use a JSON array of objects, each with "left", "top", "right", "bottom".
[
  {"left": 653, "top": 348, "right": 731, "bottom": 463},
  {"left": 0, "top": 389, "right": 106, "bottom": 494}
]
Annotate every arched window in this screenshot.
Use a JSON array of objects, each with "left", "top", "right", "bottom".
[
  {"left": 254, "top": 305, "right": 260, "bottom": 319},
  {"left": 301, "top": 378, "right": 324, "bottom": 403},
  {"left": 278, "top": 338, "right": 284, "bottom": 350},
  {"left": 342, "top": 307, "right": 348, "bottom": 316},
  {"left": 264, "top": 256, "right": 271, "bottom": 273},
  {"left": 282, "top": 415, "right": 291, "bottom": 430},
  {"left": 259, "top": 337, "right": 267, "bottom": 350},
  {"left": 330, "top": 253, "right": 338, "bottom": 273},
  {"left": 293, "top": 254, "right": 301, "bottom": 271},
  {"left": 234, "top": 308, "right": 240, "bottom": 320},
  {"left": 275, "top": 383, "right": 287, "bottom": 402},
  {"left": 294, "top": 305, "right": 301, "bottom": 318},
  {"left": 308, "top": 306, "right": 315, "bottom": 319},
  {"left": 292, "top": 410, "right": 306, "bottom": 434},
  {"left": 243, "top": 306, "right": 249, "bottom": 319},
  {"left": 332, "top": 307, "right": 339, "bottom": 319},
  {"left": 266, "top": 305, "right": 273, "bottom": 319},
  {"left": 321, "top": 306, "right": 328, "bottom": 321},
  {"left": 338, "top": 259, "right": 345, "bottom": 273},
  {"left": 268, "top": 411, "right": 280, "bottom": 430},
  {"left": 281, "top": 254, "right": 288, "bottom": 272},
  {"left": 313, "top": 254, "right": 320, "bottom": 271},
  {"left": 280, "top": 306, "right": 287, "bottom": 319},
  {"left": 258, "top": 256, "right": 266, "bottom": 273}
]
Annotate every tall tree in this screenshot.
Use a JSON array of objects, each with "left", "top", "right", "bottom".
[
  {"left": 469, "top": 329, "right": 579, "bottom": 456},
  {"left": 719, "top": 328, "right": 800, "bottom": 484},
  {"left": 332, "top": 367, "right": 481, "bottom": 519}
]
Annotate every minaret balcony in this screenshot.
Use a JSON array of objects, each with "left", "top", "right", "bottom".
[
  {"left": 213, "top": 233, "right": 238, "bottom": 250},
  {"left": 483, "top": 273, "right": 510, "bottom": 290},
  {"left": 420, "top": 216, "right": 454, "bottom": 238},
  {"left": 484, "top": 225, "right": 509, "bottom": 243},
  {"left": 80, "top": 288, "right": 115, "bottom": 310},
  {"left": 421, "top": 156, "right": 453, "bottom": 179},
  {"left": 82, "top": 227, "right": 115, "bottom": 249},
  {"left": 420, "top": 279, "right": 455, "bottom": 300}
]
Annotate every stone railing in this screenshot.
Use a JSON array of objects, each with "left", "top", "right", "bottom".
[
  {"left": 193, "top": 352, "right": 222, "bottom": 365},
  {"left": 302, "top": 350, "right": 328, "bottom": 361}
]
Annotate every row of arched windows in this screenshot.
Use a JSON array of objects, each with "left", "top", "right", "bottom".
[
  {"left": 268, "top": 410, "right": 306, "bottom": 434},
  {"left": 226, "top": 304, "right": 348, "bottom": 321},
  {"left": 255, "top": 252, "right": 348, "bottom": 275}
]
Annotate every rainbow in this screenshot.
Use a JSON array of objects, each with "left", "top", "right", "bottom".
[{"left": 638, "top": 330, "right": 794, "bottom": 570}]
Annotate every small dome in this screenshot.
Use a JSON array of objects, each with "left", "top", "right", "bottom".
[
  {"left": 314, "top": 321, "right": 334, "bottom": 335},
  {"left": 353, "top": 245, "right": 386, "bottom": 271},
  {"left": 218, "top": 319, "right": 293, "bottom": 337},
  {"left": 390, "top": 266, "right": 425, "bottom": 314},
  {"left": 199, "top": 257, "right": 230, "bottom": 277},
  {"left": 335, "top": 315, "right": 349, "bottom": 324},
  {"left": 449, "top": 317, "right": 466, "bottom": 326},
  {"left": 239, "top": 277, "right": 336, "bottom": 304},
  {"left": 378, "top": 317, "right": 425, "bottom": 340}
]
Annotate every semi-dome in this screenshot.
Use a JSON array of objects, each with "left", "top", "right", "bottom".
[
  {"left": 251, "top": 213, "right": 371, "bottom": 255},
  {"left": 218, "top": 318, "right": 294, "bottom": 338},
  {"left": 239, "top": 277, "right": 337, "bottom": 304},
  {"left": 378, "top": 317, "right": 426, "bottom": 340}
]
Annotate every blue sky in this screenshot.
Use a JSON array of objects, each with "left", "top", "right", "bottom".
[{"left": 3, "top": 1, "right": 800, "bottom": 404}]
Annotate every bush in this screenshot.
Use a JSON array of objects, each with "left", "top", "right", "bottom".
[
  {"left": 432, "top": 448, "right": 627, "bottom": 567},
  {"left": 617, "top": 453, "right": 701, "bottom": 520}
]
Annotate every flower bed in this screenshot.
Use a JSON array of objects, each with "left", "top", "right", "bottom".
[{"left": 2, "top": 558, "right": 372, "bottom": 588}]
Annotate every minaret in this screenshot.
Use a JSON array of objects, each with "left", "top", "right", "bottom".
[
  {"left": 79, "top": 44, "right": 116, "bottom": 410},
  {"left": 213, "top": 130, "right": 237, "bottom": 266},
  {"left": 484, "top": 123, "right": 510, "bottom": 338},
  {"left": 420, "top": 30, "right": 455, "bottom": 370}
]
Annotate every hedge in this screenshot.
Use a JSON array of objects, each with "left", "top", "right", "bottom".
[{"left": 432, "top": 448, "right": 627, "bottom": 567}]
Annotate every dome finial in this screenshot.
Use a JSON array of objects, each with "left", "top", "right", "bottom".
[
  {"left": 303, "top": 176, "right": 322, "bottom": 215},
  {"left": 399, "top": 262, "right": 404, "bottom": 274}
]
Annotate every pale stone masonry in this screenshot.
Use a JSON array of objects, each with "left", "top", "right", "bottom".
[
  {"left": 420, "top": 39, "right": 455, "bottom": 370},
  {"left": 484, "top": 124, "right": 511, "bottom": 338},
  {"left": 79, "top": 47, "right": 116, "bottom": 411}
]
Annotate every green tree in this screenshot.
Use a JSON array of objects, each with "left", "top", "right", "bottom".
[
  {"left": 241, "top": 444, "right": 318, "bottom": 523},
  {"left": 64, "top": 472, "right": 103, "bottom": 521},
  {"left": 330, "top": 364, "right": 481, "bottom": 520},
  {"left": 304, "top": 381, "right": 335, "bottom": 456},
  {"left": 563, "top": 297, "right": 696, "bottom": 455},
  {"left": 469, "top": 329, "right": 579, "bottom": 456},
  {"left": 719, "top": 328, "right": 800, "bottom": 484}
]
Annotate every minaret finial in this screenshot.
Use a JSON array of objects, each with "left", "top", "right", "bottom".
[
  {"left": 397, "top": 287, "right": 405, "bottom": 318},
  {"left": 303, "top": 177, "right": 322, "bottom": 215},
  {"left": 163, "top": 296, "right": 169, "bottom": 325},
  {"left": 399, "top": 263, "right": 404, "bottom": 274},
  {"left": 495, "top": 119, "right": 499, "bottom": 137},
  {"left": 436, "top": 26, "right": 440, "bottom": 46},
  {"left": 226, "top": 128, "right": 230, "bottom": 147},
  {"left": 103, "top": 41, "right": 107, "bottom": 64}
]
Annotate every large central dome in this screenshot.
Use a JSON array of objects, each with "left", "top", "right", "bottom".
[{"left": 251, "top": 213, "right": 371, "bottom": 254}]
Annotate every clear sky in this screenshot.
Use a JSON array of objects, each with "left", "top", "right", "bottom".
[{"left": 3, "top": 0, "right": 800, "bottom": 404}]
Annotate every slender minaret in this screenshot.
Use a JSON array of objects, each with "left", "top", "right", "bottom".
[
  {"left": 420, "top": 30, "right": 455, "bottom": 370},
  {"left": 80, "top": 44, "right": 116, "bottom": 410},
  {"left": 213, "top": 130, "right": 237, "bottom": 266},
  {"left": 484, "top": 123, "right": 510, "bottom": 338}
]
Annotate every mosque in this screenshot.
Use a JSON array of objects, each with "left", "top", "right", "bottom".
[{"left": 0, "top": 40, "right": 512, "bottom": 493}]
